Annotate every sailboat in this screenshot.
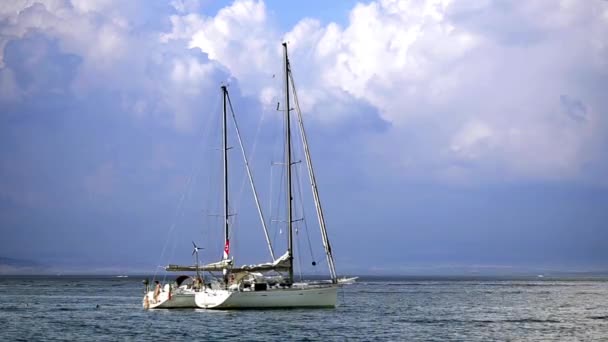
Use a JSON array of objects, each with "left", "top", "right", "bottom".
[
  {"left": 142, "top": 242, "right": 203, "bottom": 309},
  {"left": 143, "top": 42, "right": 341, "bottom": 309}
]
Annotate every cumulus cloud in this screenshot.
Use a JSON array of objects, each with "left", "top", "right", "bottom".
[
  {"left": 160, "top": 0, "right": 608, "bottom": 182},
  {"left": 0, "top": 0, "right": 226, "bottom": 132},
  {"left": 162, "top": 0, "right": 281, "bottom": 104},
  {"left": 291, "top": 0, "right": 607, "bottom": 182}
]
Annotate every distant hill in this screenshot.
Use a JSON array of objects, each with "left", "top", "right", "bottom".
[
  {"left": 0, "top": 257, "right": 42, "bottom": 266},
  {"left": 0, "top": 256, "right": 45, "bottom": 274}
]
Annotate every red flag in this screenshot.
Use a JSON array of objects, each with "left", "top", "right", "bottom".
[{"left": 224, "top": 239, "right": 230, "bottom": 255}]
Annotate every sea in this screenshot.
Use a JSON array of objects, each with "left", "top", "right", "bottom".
[{"left": 1, "top": 275, "right": 607, "bottom": 341}]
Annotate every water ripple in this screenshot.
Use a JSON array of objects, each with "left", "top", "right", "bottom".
[{"left": 0, "top": 277, "right": 606, "bottom": 341}]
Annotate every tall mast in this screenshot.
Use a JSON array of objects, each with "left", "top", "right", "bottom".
[
  {"left": 283, "top": 42, "right": 294, "bottom": 284},
  {"left": 225, "top": 92, "right": 276, "bottom": 261},
  {"left": 221, "top": 85, "right": 230, "bottom": 281},
  {"left": 289, "top": 71, "right": 338, "bottom": 283}
]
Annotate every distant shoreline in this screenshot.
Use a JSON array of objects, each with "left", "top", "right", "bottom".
[{"left": 1, "top": 274, "right": 608, "bottom": 281}]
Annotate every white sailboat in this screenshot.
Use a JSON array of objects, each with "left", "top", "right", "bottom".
[
  {"left": 142, "top": 243, "right": 203, "bottom": 309},
  {"left": 143, "top": 42, "right": 343, "bottom": 310},
  {"left": 338, "top": 276, "right": 359, "bottom": 285}
]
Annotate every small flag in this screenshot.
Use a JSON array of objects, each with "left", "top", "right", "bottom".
[{"left": 224, "top": 239, "right": 230, "bottom": 256}]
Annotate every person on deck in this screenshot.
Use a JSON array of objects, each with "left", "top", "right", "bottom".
[
  {"left": 153, "top": 281, "right": 161, "bottom": 302},
  {"left": 194, "top": 276, "right": 204, "bottom": 290}
]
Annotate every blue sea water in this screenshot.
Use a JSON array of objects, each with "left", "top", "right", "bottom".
[{"left": 1, "top": 276, "right": 607, "bottom": 341}]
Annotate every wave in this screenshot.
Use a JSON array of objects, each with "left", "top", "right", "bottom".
[{"left": 396, "top": 318, "right": 561, "bottom": 324}]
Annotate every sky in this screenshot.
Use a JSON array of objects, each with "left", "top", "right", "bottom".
[{"left": 1, "top": 0, "right": 607, "bottom": 275}]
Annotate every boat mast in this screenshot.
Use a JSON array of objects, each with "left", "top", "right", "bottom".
[
  {"left": 283, "top": 42, "right": 294, "bottom": 284},
  {"left": 225, "top": 92, "right": 276, "bottom": 261},
  {"left": 221, "top": 85, "right": 230, "bottom": 283},
  {"left": 289, "top": 71, "right": 338, "bottom": 283}
]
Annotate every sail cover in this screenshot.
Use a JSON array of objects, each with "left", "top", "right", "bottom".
[{"left": 165, "top": 251, "right": 291, "bottom": 273}]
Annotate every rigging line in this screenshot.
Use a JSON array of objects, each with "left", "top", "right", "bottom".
[
  {"left": 153, "top": 92, "right": 221, "bottom": 280},
  {"left": 270, "top": 110, "right": 287, "bottom": 250},
  {"left": 173, "top": 89, "right": 221, "bottom": 261},
  {"left": 203, "top": 155, "right": 219, "bottom": 262},
  {"left": 273, "top": 73, "right": 287, "bottom": 249},
  {"left": 166, "top": 150, "right": 204, "bottom": 268},
  {"left": 203, "top": 97, "right": 225, "bottom": 262},
  {"left": 288, "top": 104, "right": 318, "bottom": 265},
  {"left": 289, "top": 68, "right": 338, "bottom": 281},
  {"left": 226, "top": 91, "right": 275, "bottom": 261},
  {"left": 154, "top": 163, "right": 196, "bottom": 280},
  {"left": 271, "top": 163, "right": 286, "bottom": 250},
  {"left": 296, "top": 226, "right": 303, "bottom": 282},
  {"left": 269, "top": 165, "right": 276, "bottom": 245},
  {"left": 211, "top": 127, "right": 223, "bottom": 261},
  {"left": 176, "top": 89, "right": 221, "bottom": 271},
  {"left": 214, "top": 119, "right": 225, "bottom": 261},
  {"left": 268, "top": 99, "right": 284, "bottom": 230},
  {"left": 267, "top": 61, "right": 283, "bottom": 250},
  {"left": 293, "top": 160, "right": 316, "bottom": 263},
  {"left": 230, "top": 202, "right": 238, "bottom": 264},
  {"left": 268, "top": 153, "right": 273, "bottom": 220}
]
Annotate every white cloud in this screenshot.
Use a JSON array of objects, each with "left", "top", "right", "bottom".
[
  {"left": 275, "top": 0, "right": 607, "bottom": 182},
  {"left": 163, "top": 55, "right": 220, "bottom": 131},
  {"left": 163, "top": 0, "right": 279, "bottom": 100},
  {"left": 450, "top": 120, "right": 493, "bottom": 159},
  {"left": 0, "top": 0, "right": 227, "bottom": 133},
  {"left": 0, "top": 1, "right": 132, "bottom": 68},
  {"left": 1, "top": 0, "right": 607, "bottom": 183},
  {"left": 170, "top": 0, "right": 202, "bottom": 14}
]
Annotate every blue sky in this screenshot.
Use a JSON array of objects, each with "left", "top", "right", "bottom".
[{"left": 1, "top": 0, "right": 607, "bottom": 275}]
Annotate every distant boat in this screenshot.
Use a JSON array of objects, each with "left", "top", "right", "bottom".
[
  {"left": 115, "top": 275, "right": 128, "bottom": 278},
  {"left": 338, "top": 277, "right": 358, "bottom": 285},
  {"left": 144, "top": 43, "right": 341, "bottom": 310}
]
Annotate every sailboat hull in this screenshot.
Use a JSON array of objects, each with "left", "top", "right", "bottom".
[
  {"left": 143, "top": 290, "right": 196, "bottom": 309},
  {"left": 195, "top": 285, "right": 338, "bottom": 309}
]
